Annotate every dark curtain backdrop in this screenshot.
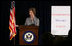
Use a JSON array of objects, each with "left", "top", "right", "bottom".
[{"left": 1, "top": 0, "right": 71, "bottom": 45}]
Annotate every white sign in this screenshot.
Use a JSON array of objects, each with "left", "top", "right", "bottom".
[{"left": 51, "top": 6, "right": 71, "bottom": 35}]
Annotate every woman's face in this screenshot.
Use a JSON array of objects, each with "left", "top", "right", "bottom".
[{"left": 29, "top": 10, "right": 34, "bottom": 18}]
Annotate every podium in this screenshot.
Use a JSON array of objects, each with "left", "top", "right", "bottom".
[{"left": 19, "top": 25, "right": 39, "bottom": 45}]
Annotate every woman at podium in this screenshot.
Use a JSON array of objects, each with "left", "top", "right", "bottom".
[{"left": 25, "top": 8, "right": 39, "bottom": 26}]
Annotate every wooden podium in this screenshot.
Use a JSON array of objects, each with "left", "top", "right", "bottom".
[{"left": 19, "top": 25, "right": 39, "bottom": 45}]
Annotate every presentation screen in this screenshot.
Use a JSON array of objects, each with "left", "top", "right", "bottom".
[{"left": 51, "top": 6, "right": 71, "bottom": 35}]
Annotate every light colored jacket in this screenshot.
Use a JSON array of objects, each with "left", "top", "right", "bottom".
[{"left": 25, "top": 16, "right": 39, "bottom": 26}]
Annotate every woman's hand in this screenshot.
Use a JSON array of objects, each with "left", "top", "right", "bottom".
[{"left": 16, "top": 25, "right": 19, "bottom": 27}]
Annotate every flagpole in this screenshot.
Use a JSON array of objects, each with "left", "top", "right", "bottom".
[
  {"left": 11, "top": 1, "right": 15, "bottom": 45},
  {"left": 14, "top": 37, "right": 15, "bottom": 45}
]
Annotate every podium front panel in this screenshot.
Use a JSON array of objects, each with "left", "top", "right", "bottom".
[{"left": 19, "top": 26, "right": 38, "bottom": 45}]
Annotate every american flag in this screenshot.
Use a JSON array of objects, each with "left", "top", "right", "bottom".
[{"left": 9, "top": 1, "right": 16, "bottom": 40}]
